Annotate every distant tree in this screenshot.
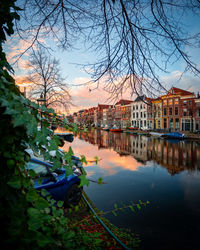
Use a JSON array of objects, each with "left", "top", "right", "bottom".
[
  {"left": 15, "top": 0, "right": 200, "bottom": 99},
  {"left": 26, "top": 47, "right": 72, "bottom": 111}
]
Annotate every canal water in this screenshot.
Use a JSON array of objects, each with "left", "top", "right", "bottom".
[{"left": 61, "top": 128, "right": 200, "bottom": 250}]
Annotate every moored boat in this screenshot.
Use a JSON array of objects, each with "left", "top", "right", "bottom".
[
  {"left": 110, "top": 125, "right": 122, "bottom": 132},
  {"left": 102, "top": 124, "right": 110, "bottom": 131},
  {"left": 162, "top": 132, "right": 185, "bottom": 139},
  {"left": 150, "top": 132, "right": 164, "bottom": 137}
]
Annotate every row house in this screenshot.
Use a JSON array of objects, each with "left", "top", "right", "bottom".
[
  {"left": 87, "top": 107, "right": 96, "bottom": 125},
  {"left": 161, "top": 87, "right": 196, "bottom": 131},
  {"left": 102, "top": 105, "right": 114, "bottom": 127},
  {"left": 131, "top": 96, "right": 148, "bottom": 129},
  {"left": 195, "top": 96, "right": 200, "bottom": 130},
  {"left": 77, "top": 110, "right": 85, "bottom": 124},
  {"left": 113, "top": 99, "right": 133, "bottom": 128},
  {"left": 94, "top": 104, "right": 110, "bottom": 127},
  {"left": 121, "top": 103, "right": 132, "bottom": 129},
  {"left": 152, "top": 98, "right": 162, "bottom": 129}
]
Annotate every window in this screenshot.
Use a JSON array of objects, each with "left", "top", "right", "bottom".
[
  {"left": 198, "top": 109, "right": 200, "bottom": 117},
  {"left": 169, "top": 99, "right": 173, "bottom": 105},
  {"left": 189, "top": 109, "right": 193, "bottom": 116},
  {"left": 141, "top": 112, "right": 143, "bottom": 118},
  {"left": 158, "top": 111, "right": 160, "bottom": 118},
  {"left": 133, "top": 113, "right": 135, "bottom": 118},
  {"left": 144, "top": 112, "right": 146, "bottom": 118},
  {"left": 136, "top": 105, "right": 138, "bottom": 110},
  {"left": 175, "top": 118, "right": 179, "bottom": 129},
  {"left": 174, "top": 98, "right": 179, "bottom": 105},
  {"left": 158, "top": 120, "right": 161, "bottom": 128},
  {"left": 189, "top": 100, "right": 192, "bottom": 106},
  {"left": 133, "top": 106, "right": 135, "bottom": 111},
  {"left": 140, "top": 104, "right": 143, "bottom": 109},
  {"left": 183, "top": 109, "right": 187, "bottom": 116},
  {"left": 163, "top": 100, "right": 167, "bottom": 106},
  {"left": 144, "top": 120, "right": 146, "bottom": 127},
  {"left": 183, "top": 100, "right": 187, "bottom": 106},
  {"left": 169, "top": 107, "right": 172, "bottom": 115},
  {"left": 164, "top": 118, "right": 167, "bottom": 129},
  {"left": 136, "top": 112, "right": 138, "bottom": 118},
  {"left": 175, "top": 107, "right": 178, "bottom": 115},
  {"left": 170, "top": 118, "right": 173, "bottom": 128},
  {"left": 164, "top": 108, "right": 167, "bottom": 116}
]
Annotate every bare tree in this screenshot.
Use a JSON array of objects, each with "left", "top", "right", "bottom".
[
  {"left": 26, "top": 47, "right": 72, "bottom": 111},
  {"left": 15, "top": 0, "right": 200, "bottom": 100}
]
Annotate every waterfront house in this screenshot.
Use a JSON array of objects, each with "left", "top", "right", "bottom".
[
  {"left": 195, "top": 94, "right": 200, "bottom": 130},
  {"left": 94, "top": 104, "right": 110, "bottom": 127},
  {"left": 121, "top": 103, "right": 132, "bottom": 129},
  {"left": 131, "top": 96, "right": 148, "bottom": 129},
  {"left": 113, "top": 99, "right": 133, "bottom": 128},
  {"left": 161, "top": 87, "right": 196, "bottom": 131},
  {"left": 151, "top": 98, "right": 162, "bottom": 130}
]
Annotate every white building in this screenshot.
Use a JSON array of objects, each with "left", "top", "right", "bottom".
[{"left": 131, "top": 96, "right": 148, "bottom": 129}]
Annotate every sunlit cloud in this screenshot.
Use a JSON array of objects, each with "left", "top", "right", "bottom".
[{"left": 160, "top": 71, "right": 200, "bottom": 93}]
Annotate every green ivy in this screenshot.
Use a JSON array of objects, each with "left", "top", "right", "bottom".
[{"left": 0, "top": 1, "right": 100, "bottom": 248}]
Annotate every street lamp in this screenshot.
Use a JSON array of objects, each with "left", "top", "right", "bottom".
[{"left": 37, "top": 93, "right": 46, "bottom": 129}]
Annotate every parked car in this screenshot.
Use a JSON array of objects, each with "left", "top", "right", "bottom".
[{"left": 27, "top": 158, "right": 83, "bottom": 206}]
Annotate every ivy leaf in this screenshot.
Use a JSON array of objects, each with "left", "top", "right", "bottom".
[
  {"left": 7, "top": 177, "right": 21, "bottom": 189},
  {"left": 78, "top": 175, "right": 89, "bottom": 187},
  {"left": 34, "top": 197, "right": 49, "bottom": 209},
  {"left": 57, "top": 201, "right": 64, "bottom": 208},
  {"left": 97, "top": 177, "right": 103, "bottom": 185},
  {"left": 80, "top": 155, "right": 87, "bottom": 165},
  {"left": 94, "top": 156, "right": 99, "bottom": 164}
]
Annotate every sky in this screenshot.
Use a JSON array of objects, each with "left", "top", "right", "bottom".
[{"left": 5, "top": 2, "right": 200, "bottom": 114}]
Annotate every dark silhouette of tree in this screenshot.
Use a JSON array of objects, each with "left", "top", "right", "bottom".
[
  {"left": 27, "top": 47, "right": 72, "bottom": 111},
  {"left": 14, "top": 0, "right": 200, "bottom": 99}
]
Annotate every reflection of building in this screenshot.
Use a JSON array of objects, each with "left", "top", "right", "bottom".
[
  {"left": 147, "top": 138, "right": 200, "bottom": 175},
  {"left": 77, "top": 129, "right": 200, "bottom": 175},
  {"left": 130, "top": 135, "right": 148, "bottom": 162}
]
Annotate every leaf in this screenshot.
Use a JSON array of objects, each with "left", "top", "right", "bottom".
[
  {"left": 114, "top": 203, "right": 118, "bottom": 209},
  {"left": 94, "top": 156, "right": 99, "bottom": 164},
  {"left": 7, "top": 177, "right": 21, "bottom": 189},
  {"left": 112, "top": 211, "right": 117, "bottom": 216},
  {"left": 57, "top": 201, "right": 64, "bottom": 208},
  {"left": 78, "top": 175, "right": 89, "bottom": 187},
  {"left": 34, "top": 197, "right": 49, "bottom": 209},
  {"left": 26, "top": 189, "right": 39, "bottom": 202},
  {"left": 80, "top": 155, "right": 87, "bottom": 165},
  {"left": 130, "top": 205, "right": 135, "bottom": 212},
  {"left": 136, "top": 204, "right": 141, "bottom": 210},
  {"left": 97, "top": 177, "right": 103, "bottom": 185}
]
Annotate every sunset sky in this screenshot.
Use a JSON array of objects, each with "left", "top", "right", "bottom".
[{"left": 5, "top": 3, "right": 200, "bottom": 114}]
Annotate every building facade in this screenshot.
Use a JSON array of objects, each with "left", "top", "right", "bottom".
[{"left": 131, "top": 96, "right": 148, "bottom": 129}]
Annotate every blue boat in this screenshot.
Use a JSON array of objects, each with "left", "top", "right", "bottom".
[{"left": 163, "top": 132, "right": 185, "bottom": 139}]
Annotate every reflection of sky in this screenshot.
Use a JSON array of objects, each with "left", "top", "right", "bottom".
[
  {"left": 62, "top": 133, "right": 200, "bottom": 249},
  {"left": 62, "top": 136, "right": 144, "bottom": 177}
]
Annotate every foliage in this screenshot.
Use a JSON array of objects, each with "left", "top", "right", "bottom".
[{"left": 0, "top": 1, "right": 100, "bottom": 248}]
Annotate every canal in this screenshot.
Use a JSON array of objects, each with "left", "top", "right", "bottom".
[{"left": 61, "top": 128, "right": 200, "bottom": 250}]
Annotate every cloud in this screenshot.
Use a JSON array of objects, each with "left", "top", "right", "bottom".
[
  {"left": 160, "top": 71, "right": 200, "bottom": 93},
  {"left": 69, "top": 76, "right": 135, "bottom": 113}
]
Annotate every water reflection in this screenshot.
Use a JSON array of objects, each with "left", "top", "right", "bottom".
[
  {"left": 57, "top": 128, "right": 200, "bottom": 249},
  {"left": 74, "top": 129, "right": 200, "bottom": 175}
]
